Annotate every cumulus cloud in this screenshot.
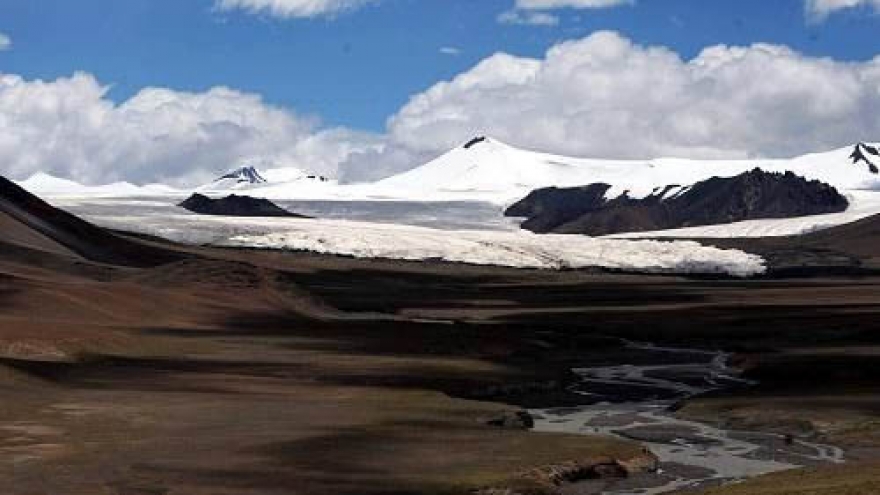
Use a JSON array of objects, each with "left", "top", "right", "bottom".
[
  {"left": 0, "top": 72, "right": 379, "bottom": 185},
  {"left": 214, "top": 0, "right": 377, "bottom": 19},
  {"left": 340, "top": 31, "right": 880, "bottom": 181},
  {"left": 5, "top": 32, "right": 880, "bottom": 187},
  {"left": 0, "top": 33, "right": 11, "bottom": 51},
  {"left": 806, "top": 0, "right": 880, "bottom": 20}
]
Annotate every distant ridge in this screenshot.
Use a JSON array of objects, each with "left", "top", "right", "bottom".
[{"left": 374, "top": 137, "right": 880, "bottom": 204}]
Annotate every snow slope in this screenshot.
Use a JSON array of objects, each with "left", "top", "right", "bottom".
[
  {"left": 17, "top": 173, "right": 181, "bottom": 197},
  {"left": 19, "top": 138, "right": 880, "bottom": 206},
  {"left": 373, "top": 137, "right": 880, "bottom": 205},
  {"left": 15, "top": 138, "right": 880, "bottom": 238}
]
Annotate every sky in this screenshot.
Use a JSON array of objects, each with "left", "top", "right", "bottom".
[{"left": 0, "top": 0, "right": 879, "bottom": 185}]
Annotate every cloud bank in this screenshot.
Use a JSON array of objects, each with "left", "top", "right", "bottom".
[
  {"left": 2, "top": 32, "right": 879, "bottom": 186},
  {"left": 340, "top": 31, "right": 880, "bottom": 181},
  {"left": 0, "top": 72, "right": 378, "bottom": 185}
]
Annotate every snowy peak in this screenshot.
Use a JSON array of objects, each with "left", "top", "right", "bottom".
[
  {"left": 200, "top": 165, "right": 273, "bottom": 192},
  {"left": 217, "top": 166, "right": 267, "bottom": 185},
  {"left": 374, "top": 135, "right": 596, "bottom": 197},
  {"left": 376, "top": 139, "right": 880, "bottom": 203},
  {"left": 851, "top": 143, "right": 880, "bottom": 174}
]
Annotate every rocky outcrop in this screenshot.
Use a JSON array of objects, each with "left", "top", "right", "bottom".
[
  {"left": 178, "top": 193, "right": 308, "bottom": 218},
  {"left": 850, "top": 143, "right": 879, "bottom": 174},
  {"left": 464, "top": 136, "right": 488, "bottom": 149},
  {"left": 473, "top": 450, "right": 658, "bottom": 495},
  {"left": 485, "top": 410, "right": 535, "bottom": 430},
  {"left": 506, "top": 169, "right": 849, "bottom": 236}
]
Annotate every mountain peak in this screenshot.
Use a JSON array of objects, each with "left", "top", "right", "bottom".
[
  {"left": 460, "top": 135, "right": 511, "bottom": 150},
  {"left": 217, "top": 165, "right": 267, "bottom": 184},
  {"left": 462, "top": 136, "right": 488, "bottom": 149}
]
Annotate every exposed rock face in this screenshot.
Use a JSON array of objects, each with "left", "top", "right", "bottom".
[
  {"left": 506, "top": 169, "right": 849, "bottom": 236},
  {"left": 851, "top": 143, "right": 880, "bottom": 174},
  {"left": 464, "top": 136, "right": 488, "bottom": 149},
  {"left": 178, "top": 193, "right": 308, "bottom": 218}
]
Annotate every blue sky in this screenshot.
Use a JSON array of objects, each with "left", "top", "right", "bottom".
[
  {"left": 1, "top": 0, "right": 879, "bottom": 131},
  {"left": 0, "top": 0, "right": 878, "bottom": 185}
]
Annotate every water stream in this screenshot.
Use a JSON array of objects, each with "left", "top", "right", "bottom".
[{"left": 531, "top": 341, "right": 844, "bottom": 494}]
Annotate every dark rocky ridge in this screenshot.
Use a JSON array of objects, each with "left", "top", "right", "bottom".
[
  {"left": 851, "top": 142, "right": 880, "bottom": 174},
  {"left": 506, "top": 169, "right": 849, "bottom": 236},
  {"left": 179, "top": 193, "right": 309, "bottom": 218}
]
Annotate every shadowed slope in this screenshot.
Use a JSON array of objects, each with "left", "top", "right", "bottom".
[
  {"left": 707, "top": 213, "right": 880, "bottom": 274},
  {"left": 0, "top": 177, "right": 183, "bottom": 267}
]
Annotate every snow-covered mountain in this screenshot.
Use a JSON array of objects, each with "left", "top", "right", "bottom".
[
  {"left": 201, "top": 166, "right": 268, "bottom": 191},
  {"left": 372, "top": 137, "right": 880, "bottom": 204},
  {"left": 13, "top": 138, "right": 880, "bottom": 238},
  {"left": 21, "top": 138, "right": 880, "bottom": 205}
]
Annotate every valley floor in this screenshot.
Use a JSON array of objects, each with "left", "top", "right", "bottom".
[{"left": 3, "top": 230, "right": 880, "bottom": 493}]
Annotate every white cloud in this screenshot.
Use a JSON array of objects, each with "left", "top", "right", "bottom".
[
  {"left": 514, "top": 0, "right": 633, "bottom": 9},
  {"left": 497, "top": 10, "right": 560, "bottom": 26},
  {"left": 0, "top": 72, "right": 379, "bottom": 186},
  {"left": 5, "top": 32, "right": 880, "bottom": 187},
  {"left": 806, "top": 0, "right": 880, "bottom": 20},
  {"left": 341, "top": 31, "right": 880, "bottom": 181},
  {"left": 0, "top": 33, "right": 11, "bottom": 51},
  {"left": 500, "top": 0, "right": 632, "bottom": 27},
  {"left": 214, "top": 0, "right": 376, "bottom": 19},
  {"left": 440, "top": 46, "right": 461, "bottom": 56}
]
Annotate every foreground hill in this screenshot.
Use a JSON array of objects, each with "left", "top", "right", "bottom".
[
  {"left": 0, "top": 176, "right": 182, "bottom": 267},
  {"left": 506, "top": 169, "right": 848, "bottom": 236},
  {"left": 0, "top": 178, "right": 649, "bottom": 494},
  {"left": 2, "top": 178, "right": 880, "bottom": 494}
]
